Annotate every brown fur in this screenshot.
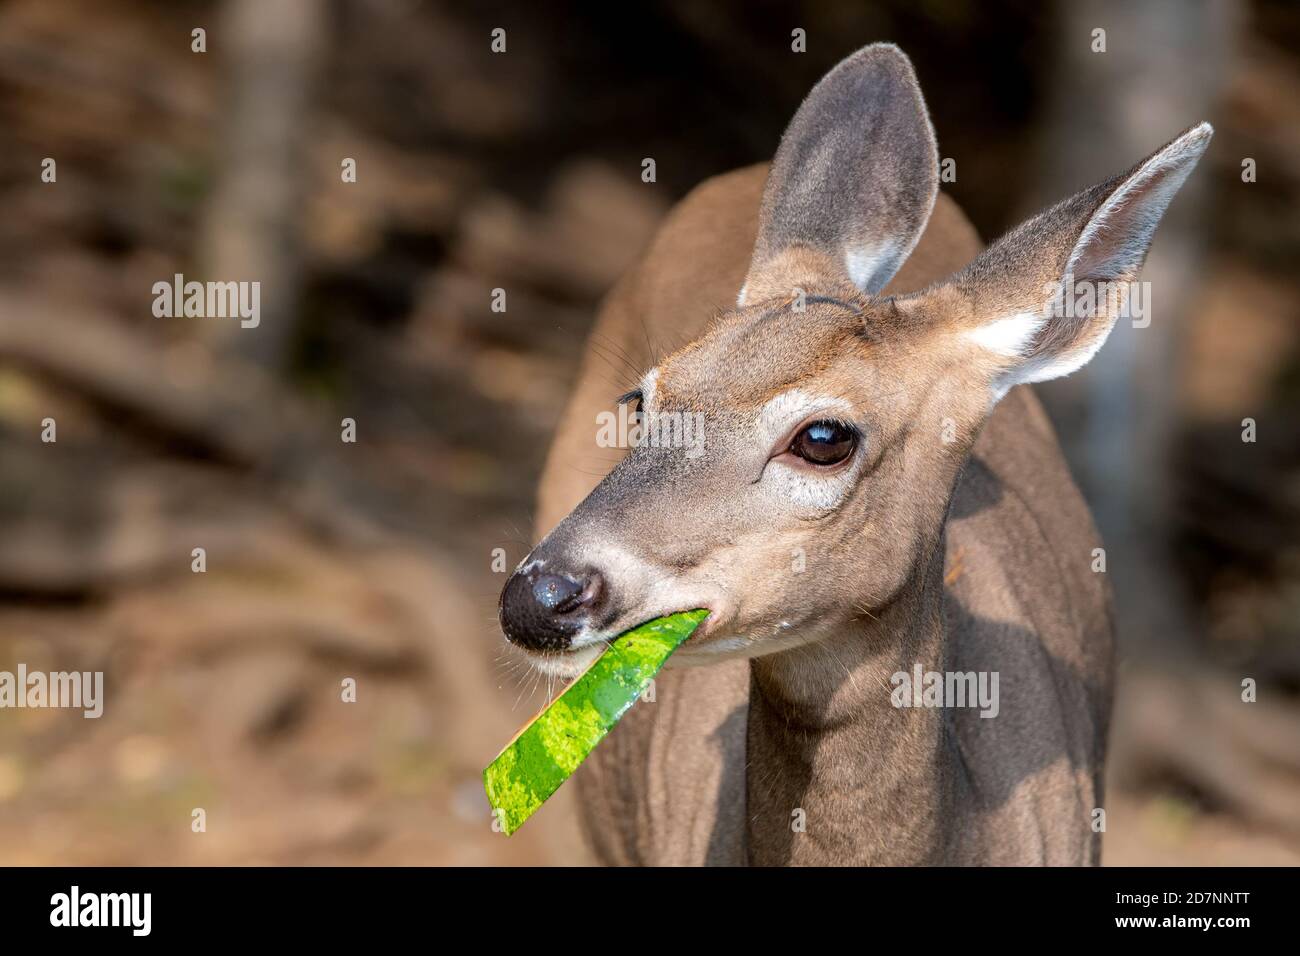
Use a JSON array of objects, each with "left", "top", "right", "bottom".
[
  {"left": 513, "top": 46, "right": 1207, "bottom": 865},
  {"left": 536, "top": 166, "right": 1111, "bottom": 864}
]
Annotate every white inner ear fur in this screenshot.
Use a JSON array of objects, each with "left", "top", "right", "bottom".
[
  {"left": 968, "top": 122, "right": 1212, "bottom": 398},
  {"left": 844, "top": 238, "right": 901, "bottom": 294},
  {"left": 966, "top": 305, "right": 1108, "bottom": 402},
  {"left": 963, "top": 311, "right": 1046, "bottom": 358},
  {"left": 963, "top": 311, "right": 1049, "bottom": 403},
  {"left": 1066, "top": 123, "right": 1210, "bottom": 282}
]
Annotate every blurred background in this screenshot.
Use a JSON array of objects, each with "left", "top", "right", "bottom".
[{"left": 0, "top": 0, "right": 1297, "bottom": 865}]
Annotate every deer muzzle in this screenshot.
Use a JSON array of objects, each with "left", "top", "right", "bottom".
[{"left": 499, "top": 564, "right": 607, "bottom": 652}]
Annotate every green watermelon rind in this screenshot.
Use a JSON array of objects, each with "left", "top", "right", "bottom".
[{"left": 483, "top": 609, "right": 708, "bottom": 835}]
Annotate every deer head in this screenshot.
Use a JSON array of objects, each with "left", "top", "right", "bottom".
[{"left": 500, "top": 43, "right": 1211, "bottom": 677}]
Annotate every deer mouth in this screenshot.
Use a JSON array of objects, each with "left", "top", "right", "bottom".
[
  {"left": 520, "top": 641, "right": 606, "bottom": 679},
  {"left": 680, "top": 609, "right": 720, "bottom": 644},
  {"left": 514, "top": 605, "right": 724, "bottom": 679}
]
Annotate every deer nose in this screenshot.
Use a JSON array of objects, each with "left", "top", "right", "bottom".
[{"left": 499, "top": 566, "right": 606, "bottom": 651}]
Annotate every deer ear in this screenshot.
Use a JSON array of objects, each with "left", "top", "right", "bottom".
[
  {"left": 952, "top": 122, "right": 1213, "bottom": 397},
  {"left": 739, "top": 43, "right": 939, "bottom": 303}
]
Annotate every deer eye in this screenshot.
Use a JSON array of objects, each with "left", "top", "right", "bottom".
[
  {"left": 790, "top": 420, "right": 856, "bottom": 466},
  {"left": 616, "top": 388, "right": 643, "bottom": 415}
]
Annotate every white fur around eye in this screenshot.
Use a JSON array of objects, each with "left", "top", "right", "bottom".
[
  {"left": 765, "top": 458, "right": 859, "bottom": 510},
  {"left": 639, "top": 367, "right": 660, "bottom": 409},
  {"left": 757, "top": 389, "right": 862, "bottom": 510},
  {"left": 756, "top": 388, "right": 855, "bottom": 445}
]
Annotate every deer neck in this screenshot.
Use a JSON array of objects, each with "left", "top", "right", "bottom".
[{"left": 745, "top": 526, "right": 956, "bottom": 865}]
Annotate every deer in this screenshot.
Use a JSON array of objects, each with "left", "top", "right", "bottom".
[{"left": 497, "top": 43, "right": 1212, "bottom": 865}]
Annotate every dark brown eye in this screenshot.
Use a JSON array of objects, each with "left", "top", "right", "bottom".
[{"left": 790, "top": 420, "right": 857, "bottom": 466}]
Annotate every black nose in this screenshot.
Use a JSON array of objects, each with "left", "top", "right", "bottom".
[{"left": 499, "top": 566, "right": 605, "bottom": 651}]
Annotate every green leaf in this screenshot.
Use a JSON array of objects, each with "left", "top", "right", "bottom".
[{"left": 483, "top": 609, "right": 708, "bottom": 835}]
